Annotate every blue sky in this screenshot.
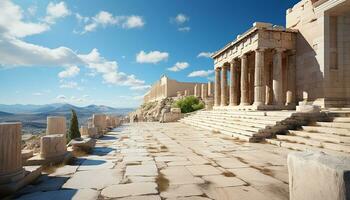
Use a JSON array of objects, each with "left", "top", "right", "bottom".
[{"left": 0, "top": 0, "right": 299, "bottom": 108}]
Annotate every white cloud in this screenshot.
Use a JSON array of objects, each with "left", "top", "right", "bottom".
[
  {"left": 130, "top": 85, "right": 151, "bottom": 91},
  {"left": 80, "top": 11, "right": 144, "bottom": 33},
  {"left": 197, "top": 52, "right": 213, "bottom": 58},
  {"left": 59, "top": 81, "right": 79, "bottom": 89},
  {"left": 32, "top": 92, "right": 43, "bottom": 96},
  {"left": 188, "top": 70, "right": 214, "bottom": 77},
  {"left": 178, "top": 27, "right": 190, "bottom": 32},
  {"left": 0, "top": 0, "right": 49, "bottom": 38},
  {"left": 136, "top": 50, "right": 169, "bottom": 64},
  {"left": 168, "top": 62, "right": 189, "bottom": 72},
  {"left": 175, "top": 14, "right": 189, "bottom": 24},
  {"left": 122, "top": 16, "right": 144, "bottom": 29},
  {"left": 44, "top": 2, "right": 71, "bottom": 24},
  {"left": 0, "top": 0, "right": 148, "bottom": 90},
  {"left": 27, "top": 5, "right": 37, "bottom": 16},
  {"left": 56, "top": 94, "right": 67, "bottom": 100},
  {"left": 58, "top": 65, "right": 80, "bottom": 78}
]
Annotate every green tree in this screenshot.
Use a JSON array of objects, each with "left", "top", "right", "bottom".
[
  {"left": 173, "top": 96, "right": 204, "bottom": 113},
  {"left": 68, "top": 109, "right": 81, "bottom": 142}
]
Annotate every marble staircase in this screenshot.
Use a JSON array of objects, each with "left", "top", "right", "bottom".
[
  {"left": 266, "top": 110, "right": 350, "bottom": 155},
  {"left": 180, "top": 109, "right": 301, "bottom": 142}
]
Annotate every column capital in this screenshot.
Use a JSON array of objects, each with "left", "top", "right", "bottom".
[
  {"left": 255, "top": 47, "right": 267, "bottom": 52},
  {"left": 215, "top": 67, "right": 221, "bottom": 72},
  {"left": 274, "top": 48, "right": 285, "bottom": 53},
  {"left": 222, "top": 65, "right": 229, "bottom": 70},
  {"left": 239, "top": 54, "right": 248, "bottom": 59}
]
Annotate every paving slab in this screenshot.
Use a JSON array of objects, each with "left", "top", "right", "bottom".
[
  {"left": 203, "top": 186, "right": 270, "bottom": 200},
  {"left": 202, "top": 175, "right": 246, "bottom": 187},
  {"left": 101, "top": 182, "right": 158, "bottom": 198},
  {"left": 228, "top": 167, "right": 283, "bottom": 186},
  {"left": 125, "top": 164, "right": 158, "bottom": 177},
  {"left": 186, "top": 165, "right": 222, "bottom": 176},
  {"left": 17, "top": 188, "right": 99, "bottom": 200},
  {"left": 116, "top": 195, "right": 161, "bottom": 200},
  {"left": 161, "top": 166, "right": 203, "bottom": 185},
  {"left": 63, "top": 169, "right": 122, "bottom": 190},
  {"left": 160, "top": 184, "right": 203, "bottom": 198}
]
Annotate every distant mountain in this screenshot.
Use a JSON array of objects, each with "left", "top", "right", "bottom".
[
  {"left": 0, "top": 111, "right": 13, "bottom": 117},
  {"left": 0, "top": 103, "right": 134, "bottom": 134}
]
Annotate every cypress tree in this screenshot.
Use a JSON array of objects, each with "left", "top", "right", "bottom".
[{"left": 68, "top": 109, "right": 81, "bottom": 142}]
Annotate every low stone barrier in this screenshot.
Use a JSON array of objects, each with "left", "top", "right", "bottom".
[{"left": 288, "top": 151, "right": 350, "bottom": 200}]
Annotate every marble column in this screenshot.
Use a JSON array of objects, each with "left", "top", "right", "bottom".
[
  {"left": 201, "top": 84, "right": 208, "bottom": 100},
  {"left": 208, "top": 82, "right": 213, "bottom": 97},
  {"left": 46, "top": 116, "right": 66, "bottom": 135},
  {"left": 286, "top": 52, "right": 296, "bottom": 106},
  {"left": 194, "top": 84, "right": 199, "bottom": 97},
  {"left": 240, "top": 54, "right": 249, "bottom": 106},
  {"left": 273, "top": 48, "right": 284, "bottom": 106},
  {"left": 214, "top": 68, "right": 221, "bottom": 106},
  {"left": 221, "top": 65, "right": 228, "bottom": 106},
  {"left": 229, "top": 61, "right": 239, "bottom": 106},
  {"left": 253, "top": 48, "right": 266, "bottom": 106},
  {"left": 0, "top": 122, "right": 24, "bottom": 183}
]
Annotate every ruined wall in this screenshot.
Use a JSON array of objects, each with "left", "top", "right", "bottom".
[{"left": 287, "top": 0, "right": 350, "bottom": 107}]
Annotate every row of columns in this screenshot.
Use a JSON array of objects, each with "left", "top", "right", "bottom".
[
  {"left": 214, "top": 48, "right": 295, "bottom": 108},
  {"left": 194, "top": 82, "right": 213, "bottom": 100}
]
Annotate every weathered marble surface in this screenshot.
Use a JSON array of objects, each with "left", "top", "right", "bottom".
[{"left": 16, "top": 122, "right": 296, "bottom": 199}]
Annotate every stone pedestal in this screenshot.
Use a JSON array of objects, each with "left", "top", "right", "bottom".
[
  {"left": 93, "top": 114, "right": 107, "bottom": 134},
  {"left": 40, "top": 135, "right": 67, "bottom": 159},
  {"left": 46, "top": 116, "right": 66, "bottom": 135},
  {"left": 288, "top": 152, "right": 350, "bottom": 200},
  {"left": 0, "top": 123, "right": 41, "bottom": 197}
]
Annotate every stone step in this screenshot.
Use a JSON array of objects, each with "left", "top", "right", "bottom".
[
  {"left": 181, "top": 120, "right": 255, "bottom": 142},
  {"left": 195, "top": 112, "right": 287, "bottom": 122},
  {"left": 316, "top": 122, "right": 350, "bottom": 129},
  {"left": 276, "top": 135, "right": 323, "bottom": 147},
  {"left": 207, "top": 110, "right": 294, "bottom": 117},
  {"left": 302, "top": 126, "right": 350, "bottom": 136},
  {"left": 188, "top": 115, "right": 271, "bottom": 129},
  {"left": 332, "top": 117, "right": 350, "bottom": 123},
  {"left": 289, "top": 130, "right": 350, "bottom": 144},
  {"left": 182, "top": 118, "right": 260, "bottom": 136},
  {"left": 322, "top": 142, "right": 350, "bottom": 153},
  {"left": 327, "top": 111, "right": 350, "bottom": 117},
  {"left": 265, "top": 139, "right": 349, "bottom": 157}
]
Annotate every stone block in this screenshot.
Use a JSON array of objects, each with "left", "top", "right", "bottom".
[
  {"left": 296, "top": 103, "right": 321, "bottom": 113},
  {"left": 40, "top": 135, "right": 67, "bottom": 159},
  {"left": 288, "top": 151, "right": 350, "bottom": 200},
  {"left": 68, "top": 138, "right": 96, "bottom": 153}
]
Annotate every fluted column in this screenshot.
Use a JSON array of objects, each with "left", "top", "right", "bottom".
[
  {"left": 229, "top": 61, "right": 239, "bottom": 106},
  {"left": 273, "top": 48, "right": 284, "bottom": 106},
  {"left": 253, "top": 48, "right": 266, "bottom": 106},
  {"left": 240, "top": 54, "right": 249, "bottom": 106},
  {"left": 208, "top": 82, "right": 213, "bottom": 97},
  {"left": 194, "top": 84, "right": 199, "bottom": 97},
  {"left": 201, "top": 84, "right": 208, "bottom": 100},
  {"left": 0, "top": 122, "right": 24, "bottom": 183},
  {"left": 214, "top": 68, "right": 221, "bottom": 106},
  {"left": 286, "top": 52, "right": 296, "bottom": 106},
  {"left": 221, "top": 65, "right": 228, "bottom": 106}
]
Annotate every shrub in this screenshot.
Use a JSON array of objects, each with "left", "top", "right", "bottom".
[
  {"left": 174, "top": 96, "right": 204, "bottom": 113},
  {"left": 67, "top": 109, "right": 81, "bottom": 142}
]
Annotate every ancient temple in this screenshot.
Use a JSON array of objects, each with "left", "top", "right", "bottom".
[{"left": 212, "top": 0, "right": 350, "bottom": 110}]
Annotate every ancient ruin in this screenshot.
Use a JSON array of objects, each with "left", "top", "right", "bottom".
[
  {"left": 0, "top": 123, "right": 41, "bottom": 197},
  {"left": 26, "top": 116, "right": 71, "bottom": 166}
]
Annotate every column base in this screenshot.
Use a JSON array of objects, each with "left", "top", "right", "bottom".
[{"left": 0, "top": 166, "right": 42, "bottom": 197}]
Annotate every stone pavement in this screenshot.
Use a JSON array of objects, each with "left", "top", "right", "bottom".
[{"left": 15, "top": 122, "right": 293, "bottom": 200}]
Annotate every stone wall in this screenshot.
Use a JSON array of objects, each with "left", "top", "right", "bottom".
[{"left": 286, "top": 0, "right": 350, "bottom": 107}]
